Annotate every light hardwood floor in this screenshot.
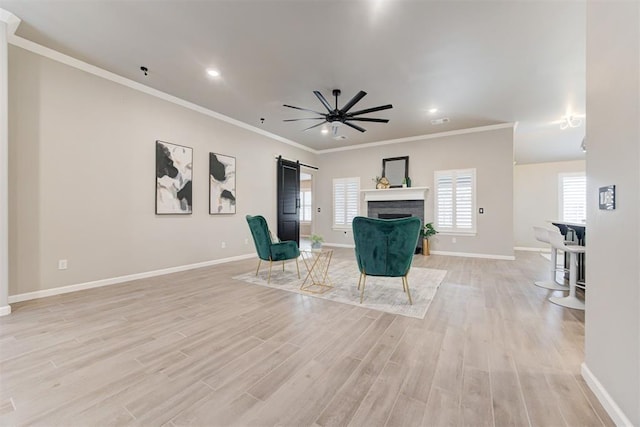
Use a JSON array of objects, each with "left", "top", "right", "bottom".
[{"left": 0, "top": 249, "right": 612, "bottom": 426}]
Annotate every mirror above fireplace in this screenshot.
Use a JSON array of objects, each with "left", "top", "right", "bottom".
[{"left": 382, "top": 156, "right": 409, "bottom": 188}]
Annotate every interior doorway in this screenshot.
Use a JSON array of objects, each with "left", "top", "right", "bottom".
[{"left": 299, "top": 171, "right": 314, "bottom": 248}]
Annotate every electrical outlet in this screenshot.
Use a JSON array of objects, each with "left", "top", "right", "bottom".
[
  {"left": 221, "top": 241, "right": 226, "bottom": 249},
  {"left": 452, "top": 237, "right": 457, "bottom": 244},
  {"left": 479, "top": 208, "right": 484, "bottom": 214},
  {"left": 244, "top": 238, "right": 249, "bottom": 245},
  {"left": 58, "top": 259, "right": 68, "bottom": 270}
]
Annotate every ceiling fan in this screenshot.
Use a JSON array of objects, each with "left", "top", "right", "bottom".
[{"left": 283, "top": 89, "right": 392, "bottom": 133}]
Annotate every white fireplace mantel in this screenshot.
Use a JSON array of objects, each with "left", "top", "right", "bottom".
[{"left": 361, "top": 187, "right": 429, "bottom": 202}]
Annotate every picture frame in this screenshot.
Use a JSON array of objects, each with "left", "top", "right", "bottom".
[
  {"left": 155, "top": 140, "right": 193, "bottom": 214},
  {"left": 210, "top": 153, "right": 236, "bottom": 214}
]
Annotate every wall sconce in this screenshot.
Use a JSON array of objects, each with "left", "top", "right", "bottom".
[{"left": 560, "top": 115, "right": 583, "bottom": 130}]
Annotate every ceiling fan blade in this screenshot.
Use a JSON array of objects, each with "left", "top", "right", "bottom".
[
  {"left": 340, "top": 91, "right": 367, "bottom": 114},
  {"left": 303, "top": 121, "right": 328, "bottom": 131},
  {"left": 283, "top": 104, "right": 325, "bottom": 115},
  {"left": 313, "top": 91, "right": 333, "bottom": 112},
  {"left": 283, "top": 118, "right": 326, "bottom": 122},
  {"left": 342, "top": 121, "right": 367, "bottom": 133},
  {"left": 346, "top": 117, "right": 389, "bottom": 123},
  {"left": 348, "top": 104, "right": 393, "bottom": 116}
]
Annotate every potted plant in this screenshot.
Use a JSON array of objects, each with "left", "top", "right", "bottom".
[
  {"left": 310, "top": 233, "right": 324, "bottom": 249},
  {"left": 421, "top": 222, "right": 438, "bottom": 256}
]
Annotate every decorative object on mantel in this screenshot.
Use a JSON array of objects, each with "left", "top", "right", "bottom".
[
  {"left": 373, "top": 176, "right": 390, "bottom": 189},
  {"left": 421, "top": 222, "right": 438, "bottom": 256},
  {"left": 382, "top": 156, "right": 409, "bottom": 188},
  {"left": 310, "top": 233, "right": 324, "bottom": 249}
]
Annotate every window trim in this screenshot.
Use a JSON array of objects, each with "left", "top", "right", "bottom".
[
  {"left": 332, "top": 177, "right": 360, "bottom": 231},
  {"left": 434, "top": 168, "right": 477, "bottom": 235}
]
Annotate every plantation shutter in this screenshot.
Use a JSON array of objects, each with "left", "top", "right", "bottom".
[
  {"left": 333, "top": 177, "right": 360, "bottom": 229},
  {"left": 435, "top": 169, "right": 476, "bottom": 234},
  {"left": 560, "top": 174, "right": 586, "bottom": 223},
  {"left": 455, "top": 172, "right": 473, "bottom": 230}
]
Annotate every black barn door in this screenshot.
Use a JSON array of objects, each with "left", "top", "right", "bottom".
[{"left": 277, "top": 157, "right": 300, "bottom": 244}]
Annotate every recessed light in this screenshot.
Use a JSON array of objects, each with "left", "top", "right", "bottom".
[
  {"left": 321, "top": 128, "right": 329, "bottom": 134},
  {"left": 428, "top": 108, "right": 439, "bottom": 114},
  {"left": 206, "top": 69, "right": 220, "bottom": 78}
]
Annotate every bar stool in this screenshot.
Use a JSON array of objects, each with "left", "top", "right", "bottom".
[
  {"left": 547, "top": 230, "right": 586, "bottom": 310},
  {"left": 532, "top": 226, "right": 569, "bottom": 291}
]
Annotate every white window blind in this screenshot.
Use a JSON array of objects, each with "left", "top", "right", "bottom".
[
  {"left": 333, "top": 177, "right": 360, "bottom": 229},
  {"left": 435, "top": 169, "right": 476, "bottom": 234},
  {"left": 299, "top": 190, "right": 312, "bottom": 222},
  {"left": 559, "top": 173, "right": 586, "bottom": 223}
]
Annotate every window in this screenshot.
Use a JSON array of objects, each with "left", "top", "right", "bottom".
[
  {"left": 435, "top": 169, "right": 476, "bottom": 234},
  {"left": 299, "top": 190, "right": 312, "bottom": 222},
  {"left": 559, "top": 173, "right": 586, "bottom": 223},
  {"left": 333, "top": 177, "right": 360, "bottom": 229}
]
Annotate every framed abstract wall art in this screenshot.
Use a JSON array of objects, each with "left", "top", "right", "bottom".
[
  {"left": 209, "top": 153, "right": 236, "bottom": 214},
  {"left": 155, "top": 140, "right": 193, "bottom": 214}
]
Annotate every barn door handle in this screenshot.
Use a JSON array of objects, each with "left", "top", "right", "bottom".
[{"left": 296, "top": 198, "right": 300, "bottom": 208}]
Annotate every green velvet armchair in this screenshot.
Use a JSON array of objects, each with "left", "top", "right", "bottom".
[
  {"left": 352, "top": 216, "right": 421, "bottom": 304},
  {"left": 246, "top": 215, "right": 300, "bottom": 283}
]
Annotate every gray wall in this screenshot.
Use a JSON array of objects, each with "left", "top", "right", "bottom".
[
  {"left": 314, "top": 127, "right": 515, "bottom": 258},
  {"left": 514, "top": 160, "right": 585, "bottom": 249},
  {"left": 585, "top": 1, "right": 639, "bottom": 424},
  {"left": 8, "top": 46, "right": 314, "bottom": 296}
]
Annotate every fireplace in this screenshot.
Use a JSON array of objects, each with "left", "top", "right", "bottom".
[
  {"left": 378, "top": 213, "right": 411, "bottom": 219},
  {"left": 361, "top": 187, "right": 429, "bottom": 254}
]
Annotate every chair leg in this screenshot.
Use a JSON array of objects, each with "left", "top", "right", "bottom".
[
  {"left": 295, "top": 258, "right": 300, "bottom": 279},
  {"left": 255, "top": 259, "right": 261, "bottom": 276},
  {"left": 268, "top": 260, "right": 273, "bottom": 284},
  {"left": 403, "top": 276, "right": 413, "bottom": 305},
  {"left": 357, "top": 273, "right": 363, "bottom": 290},
  {"left": 282, "top": 261, "right": 285, "bottom": 271},
  {"left": 360, "top": 274, "right": 367, "bottom": 304}
]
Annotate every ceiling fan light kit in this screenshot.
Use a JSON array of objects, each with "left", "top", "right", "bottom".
[{"left": 283, "top": 89, "right": 392, "bottom": 134}]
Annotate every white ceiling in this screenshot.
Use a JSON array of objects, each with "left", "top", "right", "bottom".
[{"left": 0, "top": 0, "right": 586, "bottom": 164}]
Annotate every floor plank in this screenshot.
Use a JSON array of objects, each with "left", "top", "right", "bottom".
[{"left": 0, "top": 249, "right": 612, "bottom": 426}]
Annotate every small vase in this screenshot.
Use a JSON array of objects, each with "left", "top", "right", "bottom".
[
  {"left": 422, "top": 238, "right": 430, "bottom": 256},
  {"left": 311, "top": 242, "right": 322, "bottom": 249}
]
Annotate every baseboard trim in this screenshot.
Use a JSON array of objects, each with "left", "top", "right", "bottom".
[
  {"left": 514, "top": 246, "right": 550, "bottom": 253},
  {"left": 323, "top": 243, "right": 356, "bottom": 249},
  {"left": 430, "top": 250, "right": 515, "bottom": 260},
  {"left": 0, "top": 305, "right": 11, "bottom": 316},
  {"left": 581, "top": 363, "right": 634, "bottom": 426},
  {"left": 8, "top": 253, "right": 256, "bottom": 304}
]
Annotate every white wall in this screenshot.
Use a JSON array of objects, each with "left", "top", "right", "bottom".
[
  {"left": 7, "top": 45, "right": 314, "bottom": 296},
  {"left": 314, "top": 126, "right": 515, "bottom": 258},
  {"left": 514, "top": 160, "right": 585, "bottom": 249},
  {"left": 584, "top": 2, "right": 639, "bottom": 425}
]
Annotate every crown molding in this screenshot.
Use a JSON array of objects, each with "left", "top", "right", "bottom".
[
  {"left": 316, "top": 123, "right": 516, "bottom": 154},
  {"left": 0, "top": 9, "right": 20, "bottom": 35},
  {"left": 4, "top": 21, "right": 316, "bottom": 154}
]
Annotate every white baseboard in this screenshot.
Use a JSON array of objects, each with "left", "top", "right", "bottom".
[
  {"left": 0, "top": 305, "right": 11, "bottom": 316},
  {"left": 8, "top": 253, "right": 256, "bottom": 304},
  {"left": 323, "top": 243, "right": 356, "bottom": 249},
  {"left": 430, "top": 250, "right": 515, "bottom": 261},
  {"left": 581, "top": 363, "right": 634, "bottom": 426},
  {"left": 514, "top": 246, "right": 551, "bottom": 253}
]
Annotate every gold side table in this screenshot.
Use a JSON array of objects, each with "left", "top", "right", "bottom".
[{"left": 300, "top": 248, "right": 334, "bottom": 294}]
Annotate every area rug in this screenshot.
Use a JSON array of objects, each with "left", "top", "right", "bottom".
[{"left": 232, "top": 260, "right": 447, "bottom": 319}]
